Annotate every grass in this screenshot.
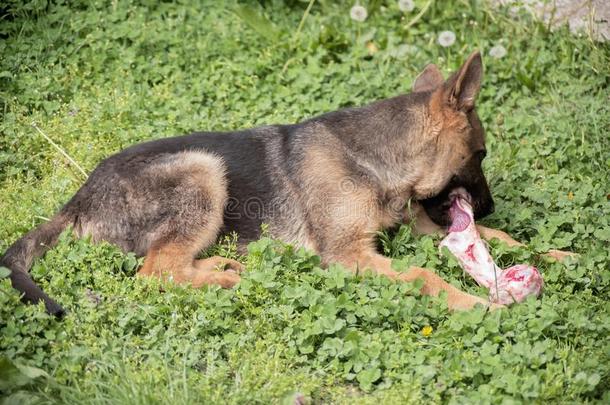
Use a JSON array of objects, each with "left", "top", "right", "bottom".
[{"left": 0, "top": 0, "right": 609, "bottom": 403}]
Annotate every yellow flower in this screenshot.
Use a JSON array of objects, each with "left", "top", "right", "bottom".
[
  {"left": 366, "top": 41, "right": 378, "bottom": 55},
  {"left": 568, "top": 191, "right": 574, "bottom": 200},
  {"left": 421, "top": 325, "right": 433, "bottom": 337}
]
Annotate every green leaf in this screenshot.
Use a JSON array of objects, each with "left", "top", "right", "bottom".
[
  {"left": 593, "top": 227, "right": 610, "bottom": 241},
  {"left": 0, "top": 357, "right": 48, "bottom": 391},
  {"left": 233, "top": 5, "right": 279, "bottom": 42},
  {"left": 0, "top": 266, "right": 11, "bottom": 279},
  {"left": 356, "top": 367, "right": 381, "bottom": 390}
]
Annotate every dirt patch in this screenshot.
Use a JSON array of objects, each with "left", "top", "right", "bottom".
[{"left": 492, "top": 0, "right": 609, "bottom": 42}]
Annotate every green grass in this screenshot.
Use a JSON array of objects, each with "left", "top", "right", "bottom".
[{"left": 1, "top": 0, "right": 609, "bottom": 403}]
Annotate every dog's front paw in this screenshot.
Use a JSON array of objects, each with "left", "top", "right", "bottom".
[
  {"left": 543, "top": 249, "right": 578, "bottom": 262},
  {"left": 488, "top": 302, "right": 506, "bottom": 311}
]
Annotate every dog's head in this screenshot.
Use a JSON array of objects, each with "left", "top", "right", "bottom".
[{"left": 410, "top": 51, "right": 494, "bottom": 226}]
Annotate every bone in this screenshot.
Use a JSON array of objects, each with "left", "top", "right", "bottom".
[{"left": 439, "top": 188, "right": 543, "bottom": 305}]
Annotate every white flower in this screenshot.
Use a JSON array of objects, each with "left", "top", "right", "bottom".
[
  {"left": 398, "top": 0, "right": 415, "bottom": 12},
  {"left": 489, "top": 44, "right": 507, "bottom": 59},
  {"left": 437, "top": 30, "right": 456, "bottom": 47},
  {"left": 350, "top": 4, "right": 368, "bottom": 22}
]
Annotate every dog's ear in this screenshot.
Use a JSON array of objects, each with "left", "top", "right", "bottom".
[
  {"left": 444, "top": 51, "right": 483, "bottom": 111},
  {"left": 412, "top": 64, "right": 444, "bottom": 92}
]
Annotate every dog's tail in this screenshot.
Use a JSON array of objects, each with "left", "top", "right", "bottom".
[{"left": 1, "top": 213, "right": 71, "bottom": 317}]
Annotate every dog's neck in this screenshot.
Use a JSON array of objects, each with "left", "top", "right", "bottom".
[{"left": 312, "top": 92, "right": 435, "bottom": 201}]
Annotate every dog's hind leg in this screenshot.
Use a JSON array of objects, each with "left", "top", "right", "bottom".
[
  {"left": 138, "top": 243, "right": 241, "bottom": 289},
  {"left": 129, "top": 151, "right": 242, "bottom": 288},
  {"left": 71, "top": 149, "right": 240, "bottom": 289},
  {"left": 193, "top": 256, "right": 243, "bottom": 287}
]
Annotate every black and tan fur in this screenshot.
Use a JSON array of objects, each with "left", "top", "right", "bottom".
[{"left": 1, "top": 52, "right": 571, "bottom": 317}]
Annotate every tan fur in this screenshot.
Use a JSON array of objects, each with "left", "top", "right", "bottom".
[
  {"left": 138, "top": 242, "right": 241, "bottom": 288},
  {"left": 147, "top": 150, "right": 229, "bottom": 251},
  {"left": 298, "top": 145, "right": 385, "bottom": 258},
  {"left": 476, "top": 225, "right": 523, "bottom": 247},
  {"left": 411, "top": 93, "right": 472, "bottom": 200}
]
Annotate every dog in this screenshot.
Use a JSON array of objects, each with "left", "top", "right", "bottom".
[{"left": 1, "top": 51, "right": 570, "bottom": 317}]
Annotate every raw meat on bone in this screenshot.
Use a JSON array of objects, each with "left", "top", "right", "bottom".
[{"left": 439, "top": 189, "right": 543, "bottom": 305}]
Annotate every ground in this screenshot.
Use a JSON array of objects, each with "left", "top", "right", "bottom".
[
  {"left": 0, "top": 1, "right": 609, "bottom": 403},
  {"left": 493, "top": 0, "right": 609, "bottom": 42}
]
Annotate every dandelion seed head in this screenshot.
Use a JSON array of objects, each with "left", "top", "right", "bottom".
[
  {"left": 350, "top": 5, "right": 368, "bottom": 22},
  {"left": 437, "top": 30, "right": 456, "bottom": 47},
  {"left": 398, "top": 0, "right": 415, "bottom": 12},
  {"left": 489, "top": 44, "right": 507, "bottom": 59}
]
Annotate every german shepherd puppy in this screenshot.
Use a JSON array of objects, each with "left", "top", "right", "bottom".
[{"left": 2, "top": 52, "right": 534, "bottom": 317}]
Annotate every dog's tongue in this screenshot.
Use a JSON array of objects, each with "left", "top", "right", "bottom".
[{"left": 448, "top": 196, "right": 472, "bottom": 232}]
